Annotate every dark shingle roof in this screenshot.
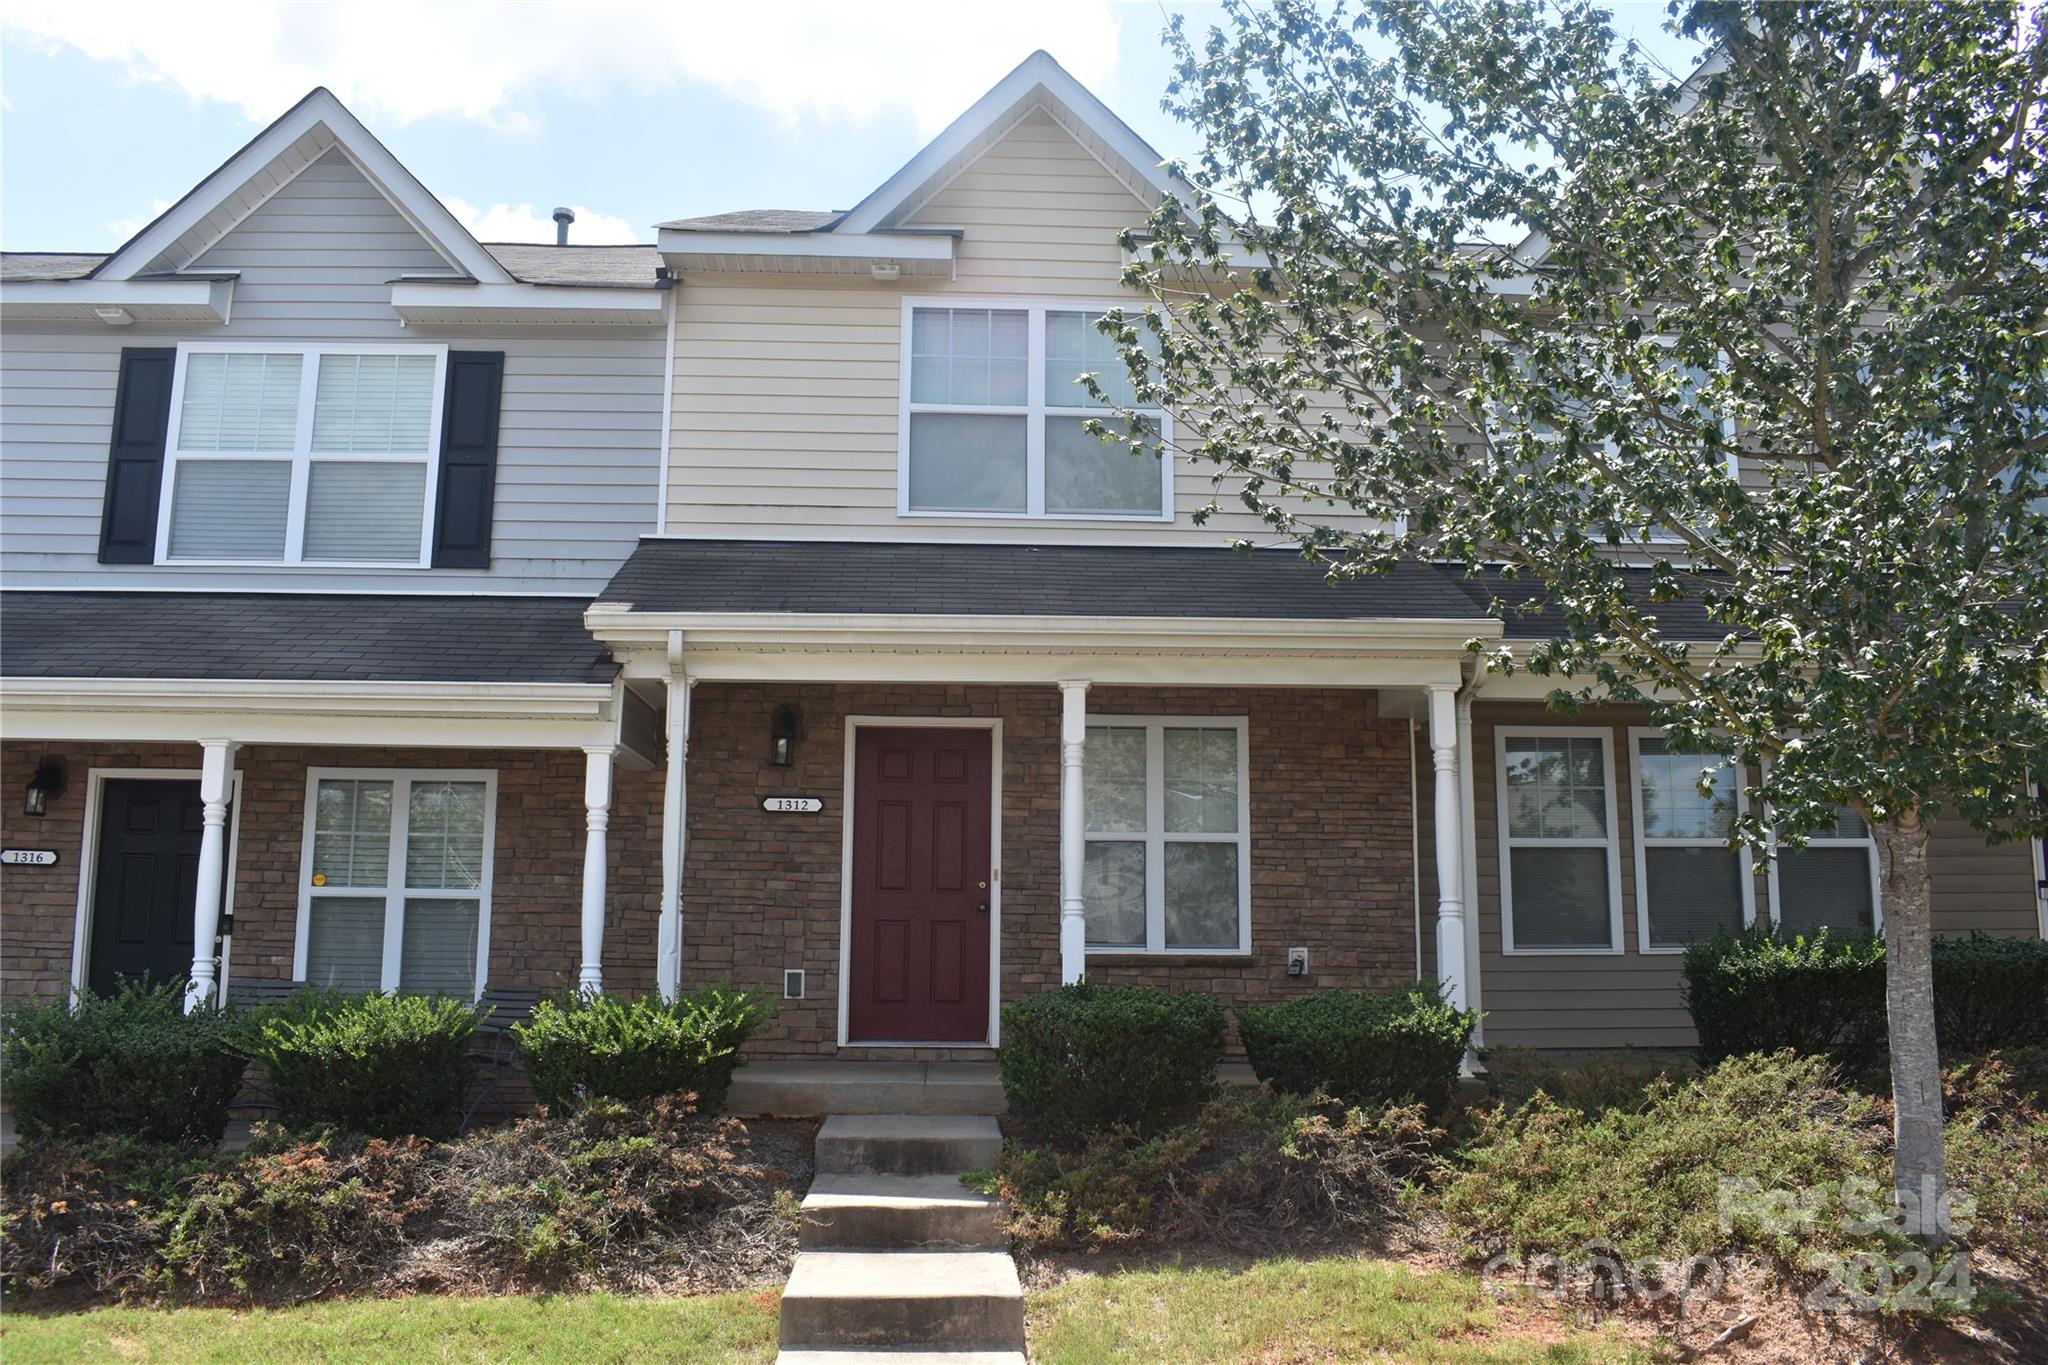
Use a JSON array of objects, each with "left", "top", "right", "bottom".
[
  {"left": 480, "top": 242, "right": 664, "bottom": 288},
  {"left": 1468, "top": 566, "right": 1730, "bottom": 640},
  {"left": 655, "top": 209, "right": 843, "bottom": 233},
  {"left": 596, "top": 539, "right": 1492, "bottom": 621},
  {"left": 0, "top": 253, "right": 105, "bottom": 281},
  {"left": 0, "top": 593, "right": 616, "bottom": 684}
]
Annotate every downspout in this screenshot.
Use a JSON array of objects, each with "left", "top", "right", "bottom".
[
  {"left": 1456, "top": 659, "right": 1485, "bottom": 1050},
  {"left": 653, "top": 276, "right": 677, "bottom": 537}
]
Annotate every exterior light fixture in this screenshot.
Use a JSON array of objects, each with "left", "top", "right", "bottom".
[
  {"left": 770, "top": 704, "right": 803, "bottom": 768},
  {"left": 23, "top": 757, "right": 65, "bottom": 818},
  {"left": 869, "top": 261, "right": 902, "bottom": 282}
]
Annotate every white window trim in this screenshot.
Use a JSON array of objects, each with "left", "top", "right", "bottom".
[
  {"left": 896, "top": 295, "right": 1173, "bottom": 522},
  {"left": 1083, "top": 714, "right": 1252, "bottom": 956},
  {"left": 292, "top": 767, "right": 496, "bottom": 998},
  {"left": 1626, "top": 727, "right": 1757, "bottom": 954},
  {"left": 1496, "top": 725, "right": 1627, "bottom": 956},
  {"left": 1758, "top": 755, "right": 1884, "bottom": 936},
  {"left": 155, "top": 340, "right": 448, "bottom": 569}
]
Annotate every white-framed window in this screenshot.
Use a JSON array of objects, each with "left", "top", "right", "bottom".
[
  {"left": 1628, "top": 729, "right": 1755, "bottom": 951},
  {"left": 1083, "top": 716, "right": 1251, "bottom": 954},
  {"left": 294, "top": 769, "right": 495, "bottom": 997},
  {"left": 897, "top": 297, "right": 1170, "bottom": 520},
  {"left": 1497, "top": 727, "right": 1625, "bottom": 954},
  {"left": 156, "top": 342, "right": 447, "bottom": 567},
  {"left": 1766, "top": 802, "right": 1881, "bottom": 937}
]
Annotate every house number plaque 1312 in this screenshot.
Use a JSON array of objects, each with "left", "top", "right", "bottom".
[{"left": 761, "top": 797, "right": 825, "bottom": 814}]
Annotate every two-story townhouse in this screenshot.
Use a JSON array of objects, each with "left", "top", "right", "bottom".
[
  {"left": 0, "top": 89, "right": 674, "bottom": 1011},
  {"left": 3, "top": 55, "right": 2038, "bottom": 1069}
]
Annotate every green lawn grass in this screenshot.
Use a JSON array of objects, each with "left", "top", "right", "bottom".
[
  {"left": 0, "top": 1289, "right": 780, "bottom": 1365},
  {"left": 1029, "top": 1256, "right": 1665, "bottom": 1365}
]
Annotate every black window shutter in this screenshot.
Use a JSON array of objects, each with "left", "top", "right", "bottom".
[
  {"left": 432, "top": 350, "right": 506, "bottom": 569},
  {"left": 96, "top": 347, "right": 177, "bottom": 564}
]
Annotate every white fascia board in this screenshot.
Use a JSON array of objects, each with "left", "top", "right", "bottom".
[
  {"left": 96, "top": 89, "right": 513, "bottom": 285},
  {"left": 836, "top": 51, "right": 1189, "bottom": 237},
  {"left": 389, "top": 281, "right": 667, "bottom": 323},
  {"left": 0, "top": 676, "right": 615, "bottom": 720},
  {"left": 619, "top": 648, "right": 1466, "bottom": 690},
  {"left": 0, "top": 276, "right": 234, "bottom": 322},
  {"left": 656, "top": 230, "right": 957, "bottom": 262}
]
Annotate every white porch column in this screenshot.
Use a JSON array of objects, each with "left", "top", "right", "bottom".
[
  {"left": 578, "top": 745, "right": 616, "bottom": 994},
  {"left": 1426, "top": 685, "right": 1470, "bottom": 1014},
  {"left": 656, "top": 666, "right": 695, "bottom": 1002},
  {"left": 1455, "top": 686, "right": 1485, "bottom": 1045},
  {"left": 1058, "top": 680, "right": 1091, "bottom": 984},
  {"left": 185, "top": 739, "right": 238, "bottom": 1012}
]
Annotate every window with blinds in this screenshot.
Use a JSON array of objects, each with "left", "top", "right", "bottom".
[
  {"left": 1630, "top": 733, "right": 1752, "bottom": 950},
  {"left": 160, "top": 345, "right": 445, "bottom": 566},
  {"left": 903, "top": 301, "right": 1168, "bottom": 520},
  {"left": 1770, "top": 805, "right": 1879, "bottom": 935},
  {"left": 298, "top": 770, "right": 493, "bottom": 997},
  {"left": 1498, "top": 730, "right": 1623, "bottom": 952}
]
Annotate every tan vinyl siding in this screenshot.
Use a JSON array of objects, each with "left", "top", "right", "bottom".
[
  {"left": 1432, "top": 700, "right": 2046, "bottom": 1051},
  {"left": 0, "top": 150, "right": 663, "bottom": 592},
  {"left": 662, "top": 109, "right": 1381, "bottom": 544}
]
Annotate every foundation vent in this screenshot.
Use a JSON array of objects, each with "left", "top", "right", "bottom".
[{"left": 783, "top": 968, "right": 805, "bottom": 1000}]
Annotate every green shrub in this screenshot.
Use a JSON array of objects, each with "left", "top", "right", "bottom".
[
  {"left": 509, "top": 986, "right": 773, "bottom": 1114},
  {"left": 1942, "top": 1048, "right": 2048, "bottom": 1263},
  {"left": 1237, "top": 985, "right": 1478, "bottom": 1111},
  {"left": 239, "top": 992, "right": 484, "bottom": 1139},
  {"left": 1684, "top": 928, "right": 2048, "bottom": 1071},
  {"left": 997, "top": 982, "right": 1226, "bottom": 1142},
  {"left": 1440, "top": 1052, "right": 1886, "bottom": 1264},
  {"left": 973, "top": 1088, "right": 1439, "bottom": 1250},
  {"left": 0, "top": 982, "right": 249, "bottom": 1146}
]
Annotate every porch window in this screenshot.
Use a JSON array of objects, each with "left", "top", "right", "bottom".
[
  {"left": 159, "top": 343, "right": 446, "bottom": 567},
  {"left": 1768, "top": 804, "right": 1879, "bottom": 935},
  {"left": 1497, "top": 729, "right": 1624, "bottom": 953},
  {"left": 901, "top": 300, "right": 1168, "bottom": 519},
  {"left": 1629, "top": 732, "right": 1751, "bottom": 950},
  {"left": 295, "top": 769, "right": 495, "bottom": 997},
  {"left": 1083, "top": 716, "right": 1251, "bottom": 953}
]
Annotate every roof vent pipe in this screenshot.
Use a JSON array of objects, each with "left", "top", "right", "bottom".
[{"left": 552, "top": 206, "right": 575, "bottom": 245}]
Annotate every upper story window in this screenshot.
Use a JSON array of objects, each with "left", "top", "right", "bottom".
[
  {"left": 899, "top": 300, "right": 1168, "bottom": 520},
  {"left": 157, "top": 343, "right": 446, "bottom": 567}
]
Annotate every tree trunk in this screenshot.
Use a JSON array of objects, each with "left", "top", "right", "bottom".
[{"left": 1876, "top": 808, "right": 1948, "bottom": 1246}]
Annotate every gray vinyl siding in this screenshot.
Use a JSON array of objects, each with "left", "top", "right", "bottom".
[
  {"left": 0, "top": 150, "right": 662, "bottom": 593},
  {"left": 1418, "top": 701, "right": 2043, "bottom": 1053}
]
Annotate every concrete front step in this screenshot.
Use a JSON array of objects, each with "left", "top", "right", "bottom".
[
  {"left": 731, "top": 1062, "right": 1006, "bottom": 1119},
  {"left": 801, "top": 1173, "right": 1004, "bottom": 1250},
  {"left": 815, "top": 1115, "right": 1002, "bottom": 1177},
  {"left": 777, "top": 1353, "right": 1026, "bottom": 1364},
  {"left": 779, "top": 1250, "right": 1024, "bottom": 1353}
]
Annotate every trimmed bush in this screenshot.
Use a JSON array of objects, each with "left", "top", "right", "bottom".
[
  {"left": 1683, "top": 928, "right": 2048, "bottom": 1070},
  {"left": 0, "top": 981, "right": 249, "bottom": 1146},
  {"left": 240, "top": 992, "right": 484, "bottom": 1139},
  {"left": 998, "top": 982, "right": 1226, "bottom": 1142},
  {"left": 510, "top": 985, "right": 773, "bottom": 1114},
  {"left": 1237, "top": 985, "right": 1478, "bottom": 1111}
]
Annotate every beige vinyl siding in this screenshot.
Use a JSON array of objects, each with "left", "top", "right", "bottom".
[
  {"left": 1427, "top": 700, "right": 2046, "bottom": 1052},
  {"left": 0, "top": 149, "right": 663, "bottom": 593},
  {"left": 662, "top": 109, "right": 1382, "bottom": 543}
]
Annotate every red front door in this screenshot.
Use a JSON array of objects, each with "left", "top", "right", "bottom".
[{"left": 848, "top": 726, "right": 993, "bottom": 1043}]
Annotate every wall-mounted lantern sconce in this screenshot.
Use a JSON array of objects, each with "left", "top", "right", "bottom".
[
  {"left": 24, "top": 756, "right": 66, "bottom": 818},
  {"left": 770, "top": 704, "right": 803, "bottom": 769}
]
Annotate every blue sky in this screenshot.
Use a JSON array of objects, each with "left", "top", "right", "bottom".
[{"left": 0, "top": 2, "right": 1703, "bottom": 253}]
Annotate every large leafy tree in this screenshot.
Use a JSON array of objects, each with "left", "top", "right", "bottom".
[{"left": 1109, "top": 0, "right": 2047, "bottom": 1242}]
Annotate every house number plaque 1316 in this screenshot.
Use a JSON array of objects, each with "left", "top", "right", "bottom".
[{"left": 761, "top": 797, "right": 825, "bottom": 814}]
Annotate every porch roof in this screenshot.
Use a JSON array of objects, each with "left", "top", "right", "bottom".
[
  {"left": 597, "top": 538, "right": 1497, "bottom": 622},
  {"left": 0, "top": 591, "right": 617, "bottom": 684}
]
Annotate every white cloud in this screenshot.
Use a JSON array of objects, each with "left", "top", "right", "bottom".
[
  {"left": 107, "top": 197, "right": 173, "bottom": 242},
  {"left": 441, "top": 197, "right": 642, "bottom": 245},
  {"left": 0, "top": 1, "right": 1126, "bottom": 134}
]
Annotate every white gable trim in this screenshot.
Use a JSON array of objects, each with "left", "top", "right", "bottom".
[
  {"left": 95, "top": 88, "right": 513, "bottom": 286},
  {"left": 835, "top": 50, "right": 1190, "bottom": 238}
]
